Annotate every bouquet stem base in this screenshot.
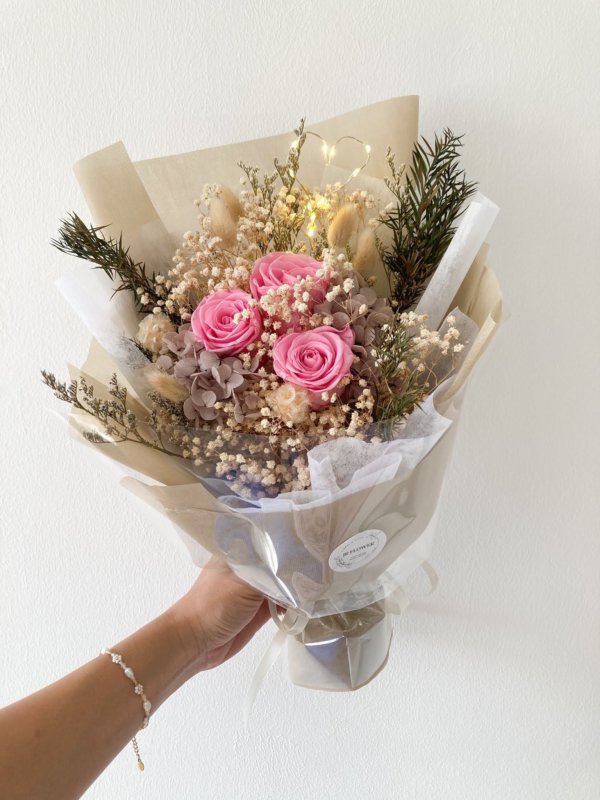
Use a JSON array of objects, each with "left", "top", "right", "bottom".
[{"left": 287, "top": 604, "right": 393, "bottom": 691}]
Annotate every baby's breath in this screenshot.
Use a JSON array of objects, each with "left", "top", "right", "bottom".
[{"left": 45, "top": 123, "right": 473, "bottom": 495}]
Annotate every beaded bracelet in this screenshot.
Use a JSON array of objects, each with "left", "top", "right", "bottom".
[{"left": 101, "top": 648, "right": 152, "bottom": 771}]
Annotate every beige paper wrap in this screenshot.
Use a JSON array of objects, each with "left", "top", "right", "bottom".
[{"left": 61, "top": 96, "right": 503, "bottom": 692}]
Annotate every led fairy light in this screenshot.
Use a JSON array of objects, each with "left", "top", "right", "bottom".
[
  {"left": 289, "top": 132, "right": 372, "bottom": 238},
  {"left": 290, "top": 132, "right": 372, "bottom": 186}
]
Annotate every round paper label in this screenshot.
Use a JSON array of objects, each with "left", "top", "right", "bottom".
[{"left": 328, "top": 529, "right": 387, "bottom": 572}]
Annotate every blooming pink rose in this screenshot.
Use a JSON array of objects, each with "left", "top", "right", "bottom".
[
  {"left": 191, "top": 289, "right": 262, "bottom": 356},
  {"left": 272, "top": 326, "right": 354, "bottom": 407},
  {"left": 250, "top": 252, "right": 328, "bottom": 303}
]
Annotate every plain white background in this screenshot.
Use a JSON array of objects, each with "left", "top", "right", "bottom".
[{"left": 1, "top": 1, "right": 599, "bottom": 798}]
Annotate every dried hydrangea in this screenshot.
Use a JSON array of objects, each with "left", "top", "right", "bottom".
[
  {"left": 157, "top": 325, "right": 260, "bottom": 422},
  {"left": 314, "top": 271, "right": 393, "bottom": 346},
  {"left": 310, "top": 259, "right": 394, "bottom": 388}
]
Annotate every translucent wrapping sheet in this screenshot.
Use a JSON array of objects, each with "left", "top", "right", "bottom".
[
  {"left": 287, "top": 602, "right": 393, "bottom": 691},
  {"left": 120, "top": 381, "right": 460, "bottom": 614},
  {"left": 57, "top": 96, "right": 504, "bottom": 691}
]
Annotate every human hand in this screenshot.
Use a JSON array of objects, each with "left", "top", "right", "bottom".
[
  {"left": 170, "top": 557, "right": 271, "bottom": 672},
  {"left": 0, "top": 558, "right": 270, "bottom": 799}
]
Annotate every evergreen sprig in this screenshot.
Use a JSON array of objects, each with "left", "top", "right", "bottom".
[
  {"left": 372, "top": 319, "right": 425, "bottom": 425},
  {"left": 381, "top": 130, "right": 477, "bottom": 311},
  {"left": 51, "top": 213, "right": 174, "bottom": 318}
]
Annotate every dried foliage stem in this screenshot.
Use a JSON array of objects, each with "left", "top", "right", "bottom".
[
  {"left": 41, "top": 370, "right": 176, "bottom": 456},
  {"left": 238, "top": 120, "right": 309, "bottom": 254}
]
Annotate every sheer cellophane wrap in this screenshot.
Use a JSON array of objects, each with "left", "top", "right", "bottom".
[{"left": 58, "top": 97, "right": 503, "bottom": 692}]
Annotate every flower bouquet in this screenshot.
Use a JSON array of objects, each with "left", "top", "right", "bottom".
[{"left": 44, "top": 97, "right": 503, "bottom": 695}]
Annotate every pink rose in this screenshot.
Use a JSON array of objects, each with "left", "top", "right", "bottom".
[
  {"left": 272, "top": 326, "right": 354, "bottom": 406},
  {"left": 250, "top": 252, "right": 328, "bottom": 303},
  {"left": 191, "top": 289, "right": 262, "bottom": 356}
]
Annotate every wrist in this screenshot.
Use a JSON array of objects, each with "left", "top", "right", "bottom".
[{"left": 166, "top": 600, "right": 208, "bottom": 676}]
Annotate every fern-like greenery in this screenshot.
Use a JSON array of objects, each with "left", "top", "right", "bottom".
[
  {"left": 381, "top": 130, "right": 477, "bottom": 311},
  {"left": 51, "top": 213, "right": 177, "bottom": 321}
]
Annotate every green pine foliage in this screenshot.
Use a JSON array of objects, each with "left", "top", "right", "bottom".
[{"left": 381, "top": 130, "right": 477, "bottom": 311}]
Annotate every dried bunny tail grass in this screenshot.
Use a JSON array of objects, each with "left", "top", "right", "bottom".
[
  {"left": 145, "top": 369, "right": 189, "bottom": 403},
  {"left": 217, "top": 185, "right": 243, "bottom": 221},
  {"left": 353, "top": 227, "right": 380, "bottom": 275},
  {"left": 137, "top": 312, "right": 176, "bottom": 354},
  {"left": 207, "top": 198, "right": 238, "bottom": 247},
  {"left": 327, "top": 203, "right": 359, "bottom": 248}
]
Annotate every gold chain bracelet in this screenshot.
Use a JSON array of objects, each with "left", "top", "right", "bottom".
[{"left": 101, "top": 648, "right": 151, "bottom": 771}]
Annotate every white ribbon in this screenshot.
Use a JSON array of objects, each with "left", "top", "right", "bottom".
[
  {"left": 243, "top": 605, "right": 310, "bottom": 726},
  {"left": 243, "top": 561, "right": 439, "bottom": 723}
]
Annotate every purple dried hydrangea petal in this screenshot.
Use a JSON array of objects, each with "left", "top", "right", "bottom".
[
  {"left": 348, "top": 297, "right": 364, "bottom": 314},
  {"left": 368, "top": 310, "right": 394, "bottom": 327},
  {"left": 332, "top": 311, "right": 350, "bottom": 329},
  {"left": 163, "top": 325, "right": 204, "bottom": 360},
  {"left": 352, "top": 325, "right": 366, "bottom": 345},
  {"left": 191, "top": 373, "right": 211, "bottom": 391},
  {"left": 359, "top": 286, "right": 378, "bottom": 305},
  {"left": 363, "top": 327, "right": 376, "bottom": 346},
  {"left": 199, "top": 350, "right": 220, "bottom": 370},
  {"left": 190, "top": 377, "right": 224, "bottom": 403},
  {"left": 233, "top": 403, "right": 245, "bottom": 423},
  {"left": 162, "top": 333, "right": 181, "bottom": 355},
  {"left": 228, "top": 373, "right": 245, "bottom": 390},
  {"left": 244, "top": 392, "right": 259, "bottom": 410},
  {"left": 174, "top": 358, "right": 198, "bottom": 380},
  {"left": 183, "top": 397, "right": 197, "bottom": 420},
  {"left": 372, "top": 298, "right": 389, "bottom": 312},
  {"left": 158, "top": 318, "right": 276, "bottom": 425},
  {"left": 212, "top": 364, "right": 232, "bottom": 383},
  {"left": 201, "top": 390, "right": 217, "bottom": 406},
  {"left": 155, "top": 355, "right": 173, "bottom": 371}
]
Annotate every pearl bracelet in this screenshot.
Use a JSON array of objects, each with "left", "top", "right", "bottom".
[{"left": 101, "top": 648, "right": 152, "bottom": 771}]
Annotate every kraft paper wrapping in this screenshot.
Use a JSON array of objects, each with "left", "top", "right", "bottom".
[
  {"left": 73, "top": 96, "right": 418, "bottom": 285},
  {"left": 61, "top": 96, "right": 503, "bottom": 691}
]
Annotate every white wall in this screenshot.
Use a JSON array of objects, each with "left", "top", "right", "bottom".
[{"left": 1, "top": 1, "right": 599, "bottom": 798}]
